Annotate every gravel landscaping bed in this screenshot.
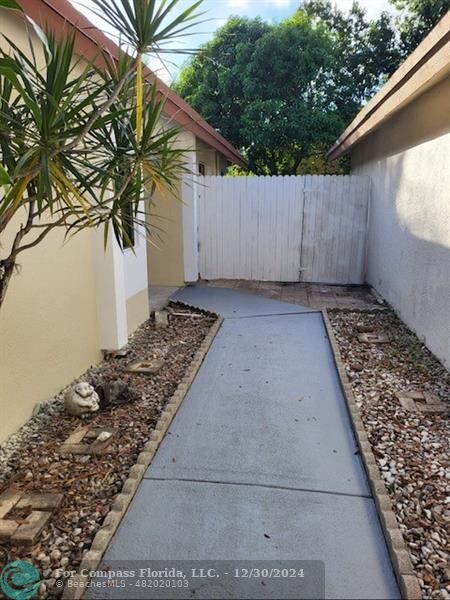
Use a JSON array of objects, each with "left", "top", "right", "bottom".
[
  {"left": 0, "top": 303, "right": 216, "bottom": 599},
  {"left": 329, "top": 309, "right": 449, "bottom": 600}
]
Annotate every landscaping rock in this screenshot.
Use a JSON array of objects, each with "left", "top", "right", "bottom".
[
  {"left": 356, "top": 322, "right": 377, "bottom": 333},
  {"left": 154, "top": 310, "right": 169, "bottom": 329},
  {"left": 94, "top": 379, "right": 139, "bottom": 409},
  {"left": 330, "top": 308, "right": 449, "bottom": 599}
]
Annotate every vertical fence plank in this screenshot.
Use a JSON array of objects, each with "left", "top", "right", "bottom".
[
  {"left": 198, "top": 177, "right": 204, "bottom": 278},
  {"left": 286, "top": 177, "right": 295, "bottom": 281},
  {"left": 341, "top": 175, "right": 354, "bottom": 284},
  {"left": 299, "top": 174, "right": 310, "bottom": 282},
  {"left": 334, "top": 173, "right": 345, "bottom": 283}
]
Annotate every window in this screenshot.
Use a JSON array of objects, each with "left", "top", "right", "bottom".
[
  {"left": 121, "top": 201, "right": 135, "bottom": 249},
  {"left": 198, "top": 162, "right": 206, "bottom": 176}
]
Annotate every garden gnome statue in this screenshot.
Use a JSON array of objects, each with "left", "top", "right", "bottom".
[{"left": 64, "top": 382, "right": 100, "bottom": 417}]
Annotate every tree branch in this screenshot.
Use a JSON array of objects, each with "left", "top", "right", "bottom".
[{"left": 14, "top": 214, "right": 68, "bottom": 257}]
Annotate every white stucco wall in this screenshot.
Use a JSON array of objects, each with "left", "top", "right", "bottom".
[
  {"left": 124, "top": 200, "right": 148, "bottom": 300},
  {"left": 352, "top": 77, "right": 450, "bottom": 367},
  {"left": 123, "top": 198, "right": 150, "bottom": 335}
]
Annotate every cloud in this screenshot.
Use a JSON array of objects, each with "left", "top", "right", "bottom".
[
  {"left": 264, "top": 0, "right": 293, "bottom": 6},
  {"left": 144, "top": 55, "right": 174, "bottom": 85},
  {"left": 228, "top": 0, "right": 293, "bottom": 12},
  {"left": 216, "top": 18, "right": 228, "bottom": 28},
  {"left": 227, "top": 0, "right": 250, "bottom": 7},
  {"left": 332, "top": 0, "right": 395, "bottom": 19}
]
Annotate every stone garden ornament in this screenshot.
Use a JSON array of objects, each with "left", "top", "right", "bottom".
[
  {"left": 94, "top": 379, "right": 140, "bottom": 409},
  {"left": 64, "top": 382, "right": 100, "bottom": 417}
]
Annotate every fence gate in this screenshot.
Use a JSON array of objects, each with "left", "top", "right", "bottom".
[{"left": 196, "top": 175, "right": 370, "bottom": 284}]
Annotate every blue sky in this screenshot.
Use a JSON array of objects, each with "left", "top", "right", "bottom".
[{"left": 71, "top": 0, "right": 398, "bottom": 83}]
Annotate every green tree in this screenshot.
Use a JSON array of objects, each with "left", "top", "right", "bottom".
[
  {"left": 0, "top": 0, "right": 201, "bottom": 308},
  {"left": 175, "top": 14, "right": 345, "bottom": 174},
  {"left": 175, "top": 0, "right": 447, "bottom": 175},
  {"left": 303, "top": 0, "right": 449, "bottom": 98},
  {"left": 240, "top": 14, "right": 344, "bottom": 174},
  {"left": 391, "top": 0, "right": 449, "bottom": 56},
  {"left": 302, "top": 0, "right": 401, "bottom": 121},
  {"left": 174, "top": 16, "right": 270, "bottom": 148}
]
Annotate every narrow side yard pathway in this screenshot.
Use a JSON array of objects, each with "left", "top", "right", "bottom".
[{"left": 91, "top": 287, "right": 399, "bottom": 599}]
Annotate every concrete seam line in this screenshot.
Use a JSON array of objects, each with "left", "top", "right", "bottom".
[
  {"left": 62, "top": 315, "right": 224, "bottom": 600},
  {"left": 321, "top": 309, "right": 421, "bottom": 600}
]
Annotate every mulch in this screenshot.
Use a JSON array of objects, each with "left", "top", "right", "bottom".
[{"left": 0, "top": 302, "right": 216, "bottom": 598}]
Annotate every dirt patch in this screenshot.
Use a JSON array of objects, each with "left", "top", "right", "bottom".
[
  {"left": 0, "top": 303, "right": 216, "bottom": 598},
  {"left": 329, "top": 309, "right": 449, "bottom": 600}
]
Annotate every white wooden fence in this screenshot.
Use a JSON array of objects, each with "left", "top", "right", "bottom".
[{"left": 194, "top": 175, "right": 370, "bottom": 284}]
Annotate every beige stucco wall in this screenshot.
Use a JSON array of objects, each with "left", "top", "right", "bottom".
[
  {"left": 0, "top": 218, "right": 101, "bottom": 442},
  {"left": 0, "top": 13, "right": 104, "bottom": 442},
  {"left": 147, "top": 133, "right": 231, "bottom": 286},
  {"left": 123, "top": 199, "right": 150, "bottom": 333},
  {"left": 196, "top": 138, "right": 229, "bottom": 175},
  {"left": 146, "top": 182, "right": 186, "bottom": 286},
  {"left": 0, "top": 10, "right": 235, "bottom": 443},
  {"left": 352, "top": 76, "right": 450, "bottom": 367},
  {"left": 146, "top": 129, "right": 192, "bottom": 287}
]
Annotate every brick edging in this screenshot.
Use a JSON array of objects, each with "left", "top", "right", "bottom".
[
  {"left": 62, "top": 315, "right": 224, "bottom": 599},
  {"left": 321, "top": 309, "right": 422, "bottom": 600}
]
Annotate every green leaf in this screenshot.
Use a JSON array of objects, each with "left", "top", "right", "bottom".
[
  {"left": 0, "top": 164, "right": 11, "bottom": 185},
  {"left": 25, "top": 16, "right": 52, "bottom": 59},
  {"left": 0, "top": 58, "right": 41, "bottom": 127},
  {"left": 0, "top": 0, "right": 22, "bottom": 10}
]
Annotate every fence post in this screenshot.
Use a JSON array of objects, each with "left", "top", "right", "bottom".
[{"left": 182, "top": 173, "right": 199, "bottom": 282}]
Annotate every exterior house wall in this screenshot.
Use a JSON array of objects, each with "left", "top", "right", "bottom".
[
  {"left": 146, "top": 130, "right": 195, "bottom": 287},
  {"left": 147, "top": 133, "right": 231, "bottom": 286},
  {"left": 124, "top": 200, "right": 150, "bottom": 334},
  {"left": 196, "top": 138, "right": 230, "bottom": 175},
  {"left": 0, "top": 216, "right": 102, "bottom": 442},
  {"left": 0, "top": 12, "right": 147, "bottom": 442},
  {"left": 146, "top": 182, "right": 185, "bottom": 287},
  {"left": 0, "top": 6, "right": 242, "bottom": 443},
  {"left": 0, "top": 13, "right": 102, "bottom": 442},
  {"left": 196, "top": 138, "right": 215, "bottom": 175},
  {"left": 218, "top": 154, "right": 230, "bottom": 175},
  {"left": 352, "top": 76, "right": 450, "bottom": 367}
]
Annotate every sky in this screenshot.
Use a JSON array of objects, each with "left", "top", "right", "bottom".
[{"left": 70, "top": 0, "right": 398, "bottom": 84}]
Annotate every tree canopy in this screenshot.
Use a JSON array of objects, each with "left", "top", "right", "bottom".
[
  {"left": 174, "top": 16, "right": 271, "bottom": 152},
  {"left": 173, "top": 0, "right": 448, "bottom": 175},
  {"left": 392, "top": 0, "right": 449, "bottom": 55}
]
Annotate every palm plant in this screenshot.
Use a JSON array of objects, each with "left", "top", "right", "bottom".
[{"left": 0, "top": 0, "right": 202, "bottom": 308}]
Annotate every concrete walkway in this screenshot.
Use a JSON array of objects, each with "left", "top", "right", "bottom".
[{"left": 92, "top": 288, "right": 399, "bottom": 599}]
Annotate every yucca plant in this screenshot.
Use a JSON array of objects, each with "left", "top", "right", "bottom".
[{"left": 0, "top": 0, "right": 202, "bottom": 308}]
